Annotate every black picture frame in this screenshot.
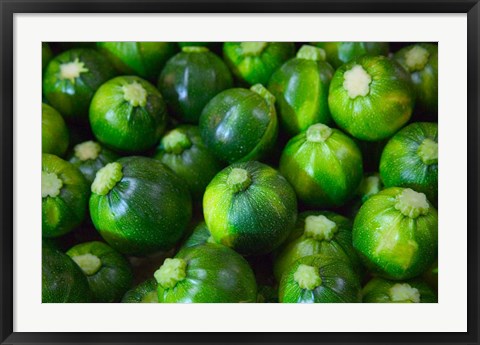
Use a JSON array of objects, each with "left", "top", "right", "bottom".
[{"left": 1, "top": 1, "right": 479, "bottom": 344}]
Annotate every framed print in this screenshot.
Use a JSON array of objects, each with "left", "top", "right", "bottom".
[{"left": 1, "top": 0, "right": 479, "bottom": 344}]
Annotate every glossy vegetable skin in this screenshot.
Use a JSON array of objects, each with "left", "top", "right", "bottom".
[
  {"left": 274, "top": 211, "right": 361, "bottom": 282},
  {"left": 89, "top": 76, "right": 167, "bottom": 153},
  {"left": 154, "top": 125, "right": 223, "bottom": 200},
  {"left": 179, "top": 222, "right": 215, "bottom": 250},
  {"left": 42, "top": 153, "right": 89, "bottom": 238},
  {"left": 89, "top": 156, "right": 192, "bottom": 255},
  {"left": 279, "top": 254, "right": 362, "bottom": 303},
  {"left": 122, "top": 278, "right": 158, "bottom": 303},
  {"left": 380, "top": 122, "right": 438, "bottom": 203},
  {"left": 394, "top": 43, "right": 438, "bottom": 114},
  {"left": 353, "top": 187, "right": 438, "bottom": 280},
  {"left": 155, "top": 243, "right": 257, "bottom": 303},
  {"left": 328, "top": 55, "right": 415, "bottom": 141},
  {"left": 203, "top": 161, "right": 297, "bottom": 255},
  {"left": 158, "top": 46, "right": 233, "bottom": 123},
  {"left": 69, "top": 141, "right": 119, "bottom": 184},
  {"left": 42, "top": 103, "right": 69, "bottom": 157},
  {"left": 43, "top": 48, "right": 116, "bottom": 121},
  {"left": 268, "top": 45, "right": 334, "bottom": 135},
  {"left": 362, "top": 277, "right": 437, "bottom": 303},
  {"left": 311, "top": 42, "right": 389, "bottom": 68},
  {"left": 67, "top": 241, "right": 133, "bottom": 302},
  {"left": 97, "top": 42, "right": 177, "bottom": 80},
  {"left": 42, "top": 241, "right": 92, "bottom": 303},
  {"left": 199, "top": 85, "right": 278, "bottom": 163},
  {"left": 279, "top": 123, "right": 363, "bottom": 208},
  {"left": 223, "top": 42, "right": 295, "bottom": 86}
]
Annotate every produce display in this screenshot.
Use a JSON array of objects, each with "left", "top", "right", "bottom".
[{"left": 42, "top": 41, "right": 438, "bottom": 304}]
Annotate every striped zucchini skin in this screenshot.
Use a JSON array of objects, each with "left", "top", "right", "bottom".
[
  {"left": 394, "top": 43, "right": 438, "bottom": 115},
  {"left": 89, "top": 157, "right": 192, "bottom": 255},
  {"left": 42, "top": 103, "right": 69, "bottom": 157},
  {"left": 362, "top": 277, "right": 437, "bottom": 303},
  {"left": 43, "top": 48, "right": 116, "bottom": 121},
  {"left": 273, "top": 211, "right": 361, "bottom": 282},
  {"left": 157, "top": 243, "right": 257, "bottom": 303},
  {"left": 199, "top": 88, "right": 278, "bottom": 164},
  {"left": 42, "top": 241, "right": 92, "bottom": 303},
  {"left": 279, "top": 254, "right": 362, "bottom": 303},
  {"left": 268, "top": 53, "right": 334, "bottom": 135},
  {"left": 279, "top": 124, "right": 363, "bottom": 208},
  {"left": 203, "top": 161, "right": 297, "bottom": 255},
  {"left": 352, "top": 187, "right": 438, "bottom": 280},
  {"left": 122, "top": 278, "right": 158, "bottom": 303},
  {"left": 89, "top": 76, "right": 167, "bottom": 153},
  {"left": 223, "top": 42, "right": 295, "bottom": 86},
  {"left": 380, "top": 122, "right": 438, "bottom": 203},
  {"left": 158, "top": 47, "right": 233, "bottom": 123},
  {"left": 328, "top": 55, "right": 415, "bottom": 141},
  {"left": 311, "top": 42, "right": 389, "bottom": 69},
  {"left": 67, "top": 241, "right": 133, "bottom": 302},
  {"left": 97, "top": 42, "right": 177, "bottom": 81},
  {"left": 42, "top": 154, "right": 89, "bottom": 238}
]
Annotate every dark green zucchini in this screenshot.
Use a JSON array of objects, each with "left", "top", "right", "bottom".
[
  {"left": 42, "top": 103, "right": 69, "bottom": 157},
  {"left": 311, "top": 42, "right": 389, "bottom": 68},
  {"left": 362, "top": 277, "right": 437, "bottom": 303},
  {"left": 122, "top": 278, "right": 158, "bottom": 303}
]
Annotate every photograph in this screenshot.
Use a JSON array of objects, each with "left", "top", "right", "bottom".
[{"left": 41, "top": 41, "right": 439, "bottom": 304}]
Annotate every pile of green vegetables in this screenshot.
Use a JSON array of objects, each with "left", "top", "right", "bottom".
[{"left": 42, "top": 41, "right": 438, "bottom": 304}]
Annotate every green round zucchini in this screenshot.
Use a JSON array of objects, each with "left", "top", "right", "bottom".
[
  {"left": 42, "top": 103, "right": 69, "bottom": 157},
  {"left": 311, "top": 42, "right": 389, "bottom": 68},
  {"left": 362, "top": 277, "right": 437, "bottom": 303},
  {"left": 122, "top": 278, "right": 158, "bottom": 303}
]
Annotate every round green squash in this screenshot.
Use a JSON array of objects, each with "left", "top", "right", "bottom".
[
  {"left": 42, "top": 153, "right": 89, "bottom": 238},
  {"left": 199, "top": 84, "right": 278, "bottom": 163},
  {"left": 274, "top": 211, "right": 361, "bottom": 282},
  {"left": 345, "top": 172, "right": 384, "bottom": 218},
  {"left": 42, "top": 240, "right": 92, "bottom": 303},
  {"left": 268, "top": 45, "right": 334, "bottom": 135},
  {"left": 311, "top": 42, "right": 389, "bottom": 69},
  {"left": 154, "top": 125, "right": 223, "bottom": 200},
  {"left": 353, "top": 187, "right": 438, "bottom": 280},
  {"left": 223, "top": 42, "right": 295, "bottom": 86},
  {"left": 279, "top": 254, "right": 362, "bottom": 303},
  {"left": 122, "top": 278, "right": 158, "bottom": 303},
  {"left": 89, "top": 156, "right": 192, "bottom": 255},
  {"left": 43, "top": 48, "right": 116, "bottom": 121},
  {"left": 328, "top": 55, "right": 415, "bottom": 141},
  {"left": 69, "top": 140, "right": 119, "bottom": 184},
  {"left": 180, "top": 221, "right": 215, "bottom": 250},
  {"left": 67, "top": 241, "right": 133, "bottom": 302},
  {"left": 279, "top": 123, "right": 363, "bottom": 208},
  {"left": 42, "top": 103, "right": 69, "bottom": 157},
  {"left": 362, "top": 277, "right": 437, "bottom": 303},
  {"left": 154, "top": 243, "right": 257, "bottom": 303},
  {"left": 380, "top": 122, "right": 438, "bottom": 203},
  {"left": 42, "top": 43, "right": 53, "bottom": 71},
  {"left": 158, "top": 46, "right": 233, "bottom": 123},
  {"left": 96, "top": 42, "right": 177, "bottom": 80},
  {"left": 203, "top": 161, "right": 297, "bottom": 255},
  {"left": 89, "top": 76, "right": 168, "bottom": 153},
  {"left": 394, "top": 43, "right": 438, "bottom": 114}
]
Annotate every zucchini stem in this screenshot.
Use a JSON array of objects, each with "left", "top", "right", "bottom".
[
  {"left": 304, "top": 215, "right": 338, "bottom": 241},
  {"left": 251, "top": 84, "right": 276, "bottom": 106},
  {"left": 241, "top": 42, "right": 268, "bottom": 55},
  {"left": 91, "top": 162, "right": 123, "bottom": 196},
  {"left": 394, "top": 188, "right": 429, "bottom": 219},
  {"left": 122, "top": 81, "right": 147, "bottom": 107},
  {"left": 74, "top": 141, "right": 101, "bottom": 161},
  {"left": 389, "top": 283, "right": 421, "bottom": 303},
  {"left": 306, "top": 123, "right": 332, "bottom": 143},
  {"left": 227, "top": 168, "right": 252, "bottom": 193},
  {"left": 417, "top": 138, "right": 438, "bottom": 165},
  {"left": 59, "top": 58, "right": 89, "bottom": 84},
  {"left": 154, "top": 258, "right": 187, "bottom": 289},
  {"left": 343, "top": 64, "right": 372, "bottom": 99},
  {"left": 161, "top": 129, "right": 192, "bottom": 155},
  {"left": 294, "top": 264, "right": 322, "bottom": 290},
  {"left": 404, "top": 45, "right": 430, "bottom": 72},
  {"left": 42, "top": 172, "right": 63, "bottom": 198},
  {"left": 71, "top": 253, "right": 102, "bottom": 276},
  {"left": 358, "top": 174, "right": 382, "bottom": 203},
  {"left": 296, "top": 45, "right": 326, "bottom": 61}
]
